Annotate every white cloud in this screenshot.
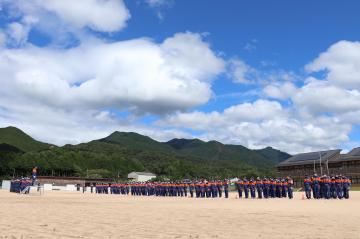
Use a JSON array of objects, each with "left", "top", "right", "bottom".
[
  {"left": 145, "top": 0, "right": 172, "bottom": 7},
  {"left": 227, "top": 58, "right": 257, "bottom": 84},
  {"left": 157, "top": 99, "right": 351, "bottom": 153},
  {"left": 306, "top": 40, "right": 360, "bottom": 88},
  {"left": 0, "top": 32, "right": 224, "bottom": 115},
  {"left": 5, "top": 22, "right": 30, "bottom": 46},
  {"left": 0, "top": 0, "right": 130, "bottom": 33},
  {"left": 293, "top": 78, "right": 360, "bottom": 114},
  {"left": 0, "top": 31, "right": 6, "bottom": 47},
  {"left": 264, "top": 82, "right": 297, "bottom": 100}
]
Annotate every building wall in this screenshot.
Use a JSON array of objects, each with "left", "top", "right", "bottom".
[
  {"left": 278, "top": 160, "right": 360, "bottom": 187},
  {"left": 137, "top": 175, "right": 156, "bottom": 182}
]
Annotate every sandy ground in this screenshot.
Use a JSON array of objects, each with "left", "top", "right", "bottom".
[{"left": 0, "top": 190, "right": 359, "bottom": 239}]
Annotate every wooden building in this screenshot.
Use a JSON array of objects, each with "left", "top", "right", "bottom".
[{"left": 277, "top": 147, "right": 360, "bottom": 187}]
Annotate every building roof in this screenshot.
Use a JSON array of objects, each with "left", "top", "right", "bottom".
[
  {"left": 339, "top": 147, "right": 360, "bottom": 162},
  {"left": 347, "top": 147, "right": 360, "bottom": 156},
  {"left": 128, "top": 172, "right": 156, "bottom": 176},
  {"left": 278, "top": 149, "right": 341, "bottom": 167}
]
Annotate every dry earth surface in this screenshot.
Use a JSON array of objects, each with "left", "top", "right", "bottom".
[{"left": 0, "top": 190, "right": 359, "bottom": 239}]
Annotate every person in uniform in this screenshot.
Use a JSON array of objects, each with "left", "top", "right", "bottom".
[
  {"left": 217, "top": 180, "right": 223, "bottom": 198},
  {"left": 304, "top": 175, "right": 312, "bottom": 199},
  {"left": 236, "top": 178, "right": 243, "bottom": 198},
  {"left": 343, "top": 176, "right": 351, "bottom": 199},
  {"left": 312, "top": 174, "right": 321, "bottom": 199},
  {"left": 255, "top": 177, "right": 263, "bottom": 199},
  {"left": 243, "top": 177, "right": 249, "bottom": 199},
  {"left": 263, "top": 178, "right": 270, "bottom": 199},
  {"left": 286, "top": 176, "right": 294, "bottom": 199},
  {"left": 31, "top": 166, "right": 38, "bottom": 186},
  {"left": 335, "top": 175, "right": 343, "bottom": 199},
  {"left": 223, "top": 179, "right": 229, "bottom": 198},
  {"left": 330, "top": 176, "right": 337, "bottom": 199},
  {"left": 249, "top": 178, "right": 256, "bottom": 199}
]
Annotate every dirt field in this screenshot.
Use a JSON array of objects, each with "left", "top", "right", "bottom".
[{"left": 0, "top": 190, "right": 359, "bottom": 239}]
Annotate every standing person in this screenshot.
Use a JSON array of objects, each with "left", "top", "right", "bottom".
[
  {"left": 235, "top": 179, "right": 243, "bottom": 198},
  {"left": 255, "top": 177, "right": 263, "bottom": 199},
  {"left": 223, "top": 179, "right": 229, "bottom": 198},
  {"left": 243, "top": 177, "right": 249, "bottom": 199},
  {"left": 200, "top": 181, "right": 205, "bottom": 198},
  {"left": 286, "top": 177, "right": 294, "bottom": 199},
  {"left": 189, "top": 181, "right": 195, "bottom": 198},
  {"left": 304, "top": 176, "right": 312, "bottom": 199},
  {"left": 330, "top": 176, "right": 337, "bottom": 199},
  {"left": 312, "top": 174, "right": 321, "bottom": 199},
  {"left": 217, "top": 180, "right": 223, "bottom": 198},
  {"left": 263, "top": 178, "right": 270, "bottom": 199},
  {"left": 275, "top": 179, "right": 281, "bottom": 198},
  {"left": 195, "top": 181, "right": 200, "bottom": 198},
  {"left": 343, "top": 176, "right": 351, "bottom": 199},
  {"left": 183, "top": 183, "right": 188, "bottom": 197},
  {"left": 271, "top": 178, "right": 277, "bottom": 198},
  {"left": 281, "top": 179, "right": 287, "bottom": 198},
  {"left": 335, "top": 176, "right": 343, "bottom": 199},
  {"left": 249, "top": 178, "right": 256, "bottom": 199},
  {"left": 31, "top": 166, "right": 38, "bottom": 186},
  {"left": 324, "top": 176, "right": 331, "bottom": 199}
]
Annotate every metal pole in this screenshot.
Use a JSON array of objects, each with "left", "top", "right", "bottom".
[
  {"left": 319, "top": 152, "right": 323, "bottom": 175},
  {"left": 313, "top": 160, "right": 316, "bottom": 174},
  {"left": 326, "top": 159, "right": 329, "bottom": 175}
]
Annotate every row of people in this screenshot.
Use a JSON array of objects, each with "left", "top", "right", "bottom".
[
  {"left": 303, "top": 174, "right": 351, "bottom": 199},
  {"left": 10, "top": 178, "right": 32, "bottom": 193},
  {"left": 96, "top": 180, "right": 231, "bottom": 198},
  {"left": 235, "top": 177, "right": 294, "bottom": 199}
]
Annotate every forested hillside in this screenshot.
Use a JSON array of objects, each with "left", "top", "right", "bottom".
[{"left": 0, "top": 127, "right": 291, "bottom": 180}]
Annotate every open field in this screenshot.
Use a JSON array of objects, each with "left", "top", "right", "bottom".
[{"left": 0, "top": 190, "right": 359, "bottom": 239}]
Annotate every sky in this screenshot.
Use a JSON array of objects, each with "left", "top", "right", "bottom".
[{"left": 0, "top": 0, "right": 360, "bottom": 154}]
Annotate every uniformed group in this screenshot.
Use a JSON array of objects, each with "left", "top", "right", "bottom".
[
  {"left": 96, "top": 180, "right": 231, "bottom": 198},
  {"left": 303, "top": 174, "right": 351, "bottom": 199},
  {"left": 10, "top": 178, "right": 32, "bottom": 193},
  {"left": 235, "top": 177, "right": 294, "bottom": 199}
]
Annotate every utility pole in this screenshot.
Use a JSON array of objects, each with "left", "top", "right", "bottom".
[
  {"left": 319, "top": 152, "right": 323, "bottom": 175},
  {"left": 313, "top": 160, "right": 316, "bottom": 174}
]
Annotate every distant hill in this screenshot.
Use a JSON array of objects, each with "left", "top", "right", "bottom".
[
  {"left": 0, "top": 126, "right": 291, "bottom": 179},
  {"left": 255, "top": 146, "right": 291, "bottom": 165},
  {"left": 165, "top": 139, "right": 290, "bottom": 169},
  {"left": 0, "top": 127, "right": 51, "bottom": 152},
  {"left": 99, "top": 131, "right": 173, "bottom": 152}
]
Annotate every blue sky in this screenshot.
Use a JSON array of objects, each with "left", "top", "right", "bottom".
[{"left": 0, "top": 0, "right": 360, "bottom": 153}]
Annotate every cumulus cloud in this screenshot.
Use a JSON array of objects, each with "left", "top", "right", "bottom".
[
  {"left": 157, "top": 100, "right": 350, "bottom": 153},
  {"left": 292, "top": 78, "right": 360, "bottom": 114},
  {"left": 0, "top": 1, "right": 359, "bottom": 155},
  {"left": 264, "top": 82, "right": 297, "bottom": 100},
  {"left": 227, "top": 58, "right": 257, "bottom": 84},
  {"left": 0, "top": 32, "right": 224, "bottom": 115},
  {"left": 0, "top": 0, "right": 130, "bottom": 33},
  {"left": 306, "top": 40, "right": 360, "bottom": 88}
]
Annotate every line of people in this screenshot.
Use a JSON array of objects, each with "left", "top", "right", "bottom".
[
  {"left": 95, "top": 180, "right": 231, "bottom": 198},
  {"left": 235, "top": 177, "right": 294, "bottom": 199},
  {"left": 303, "top": 174, "right": 351, "bottom": 199}
]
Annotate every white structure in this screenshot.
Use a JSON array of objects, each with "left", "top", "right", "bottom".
[
  {"left": 128, "top": 172, "right": 156, "bottom": 182},
  {"left": 1, "top": 180, "right": 11, "bottom": 190}
]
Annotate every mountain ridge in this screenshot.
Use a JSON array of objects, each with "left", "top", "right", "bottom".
[{"left": 0, "top": 126, "right": 291, "bottom": 179}]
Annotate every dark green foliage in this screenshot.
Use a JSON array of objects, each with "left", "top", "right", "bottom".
[
  {"left": 0, "top": 126, "right": 291, "bottom": 180},
  {"left": 0, "top": 126, "right": 51, "bottom": 152}
]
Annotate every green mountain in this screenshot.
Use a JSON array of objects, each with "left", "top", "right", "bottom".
[
  {"left": 255, "top": 146, "right": 291, "bottom": 165},
  {"left": 0, "top": 126, "right": 51, "bottom": 152},
  {"left": 0, "top": 126, "right": 291, "bottom": 180}
]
